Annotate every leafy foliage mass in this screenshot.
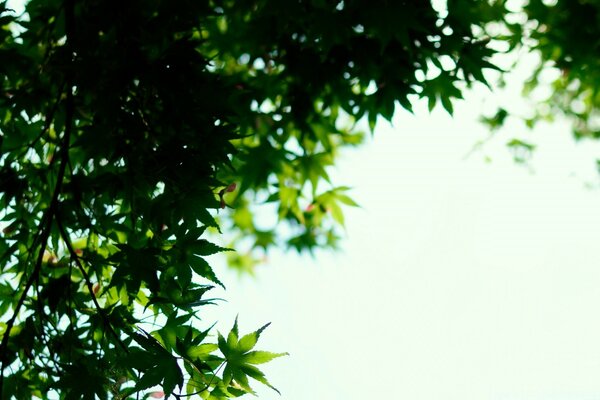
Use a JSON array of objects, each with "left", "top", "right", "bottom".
[
  {"left": 479, "top": 0, "right": 600, "bottom": 152},
  {"left": 520, "top": 0, "right": 600, "bottom": 139},
  {"left": 0, "top": 0, "right": 596, "bottom": 398}
]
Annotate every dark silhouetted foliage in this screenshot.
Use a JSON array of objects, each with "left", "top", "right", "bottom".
[{"left": 0, "top": 0, "right": 595, "bottom": 398}]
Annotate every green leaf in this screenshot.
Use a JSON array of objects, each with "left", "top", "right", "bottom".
[
  {"left": 227, "top": 325, "right": 239, "bottom": 349},
  {"left": 132, "top": 331, "right": 169, "bottom": 355},
  {"left": 440, "top": 96, "right": 454, "bottom": 115},
  {"left": 187, "top": 343, "right": 219, "bottom": 359},
  {"left": 221, "top": 364, "right": 233, "bottom": 386},
  {"left": 121, "top": 347, "right": 158, "bottom": 370},
  {"left": 189, "top": 240, "right": 232, "bottom": 256},
  {"left": 232, "top": 368, "right": 253, "bottom": 393},
  {"left": 162, "top": 356, "right": 184, "bottom": 397},
  {"left": 189, "top": 256, "right": 225, "bottom": 288},
  {"left": 218, "top": 320, "right": 284, "bottom": 394},
  {"left": 136, "top": 365, "right": 164, "bottom": 392},
  {"left": 237, "top": 331, "right": 259, "bottom": 353},
  {"left": 240, "top": 364, "right": 281, "bottom": 394},
  {"left": 335, "top": 192, "right": 359, "bottom": 207},
  {"left": 428, "top": 96, "right": 436, "bottom": 112},
  {"left": 218, "top": 332, "right": 230, "bottom": 357},
  {"left": 231, "top": 316, "right": 239, "bottom": 337},
  {"left": 191, "top": 322, "right": 216, "bottom": 346},
  {"left": 242, "top": 351, "right": 288, "bottom": 365}
]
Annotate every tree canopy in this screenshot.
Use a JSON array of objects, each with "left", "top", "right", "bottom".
[{"left": 0, "top": 0, "right": 598, "bottom": 399}]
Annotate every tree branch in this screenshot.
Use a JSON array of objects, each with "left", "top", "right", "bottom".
[
  {"left": 0, "top": 1, "right": 76, "bottom": 393},
  {"left": 4, "top": 80, "right": 66, "bottom": 154},
  {"left": 0, "top": 59, "right": 74, "bottom": 398},
  {"left": 55, "top": 218, "right": 129, "bottom": 352}
]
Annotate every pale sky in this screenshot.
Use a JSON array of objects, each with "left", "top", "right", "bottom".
[{"left": 206, "top": 65, "right": 600, "bottom": 400}]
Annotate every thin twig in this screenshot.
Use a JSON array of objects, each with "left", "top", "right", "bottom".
[
  {"left": 5, "top": 81, "right": 66, "bottom": 155},
  {"left": 172, "top": 361, "right": 225, "bottom": 398},
  {"left": 55, "top": 217, "right": 129, "bottom": 352},
  {"left": 67, "top": 257, "right": 74, "bottom": 361},
  {"left": 0, "top": 218, "right": 50, "bottom": 373},
  {"left": 0, "top": 1, "right": 75, "bottom": 392},
  {"left": 461, "top": 132, "right": 495, "bottom": 160},
  {"left": 0, "top": 66, "right": 73, "bottom": 397}
]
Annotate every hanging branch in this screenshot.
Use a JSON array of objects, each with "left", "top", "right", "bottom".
[
  {"left": 0, "top": 60, "right": 74, "bottom": 399},
  {"left": 55, "top": 218, "right": 129, "bottom": 352},
  {"left": 0, "top": 0, "right": 76, "bottom": 393}
]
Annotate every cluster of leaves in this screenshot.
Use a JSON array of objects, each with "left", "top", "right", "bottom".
[
  {"left": 478, "top": 0, "right": 600, "bottom": 153},
  {"left": 0, "top": 0, "right": 286, "bottom": 397},
  {"left": 520, "top": 0, "right": 600, "bottom": 139},
  {"left": 208, "top": 0, "right": 504, "bottom": 265},
  {"left": 0, "top": 0, "right": 504, "bottom": 398}
]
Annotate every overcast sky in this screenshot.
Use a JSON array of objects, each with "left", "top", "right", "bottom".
[{"left": 206, "top": 64, "right": 600, "bottom": 400}]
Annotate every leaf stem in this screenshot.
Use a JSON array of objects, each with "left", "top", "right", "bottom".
[
  {"left": 173, "top": 361, "right": 225, "bottom": 398},
  {"left": 55, "top": 217, "right": 129, "bottom": 352},
  {"left": 0, "top": 47, "right": 74, "bottom": 400},
  {"left": 0, "top": 1, "right": 75, "bottom": 393}
]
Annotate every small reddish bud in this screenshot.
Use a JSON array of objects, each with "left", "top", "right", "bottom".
[
  {"left": 225, "top": 182, "right": 237, "bottom": 193},
  {"left": 75, "top": 249, "right": 83, "bottom": 256},
  {"left": 149, "top": 391, "right": 164, "bottom": 399},
  {"left": 42, "top": 250, "right": 55, "bottom": 263},
  {"left": 218, "top": 183, "right": 236, "bottom": 210},
  {"left": 92, "top": 283, "right": 100, "bottom": 295}
]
